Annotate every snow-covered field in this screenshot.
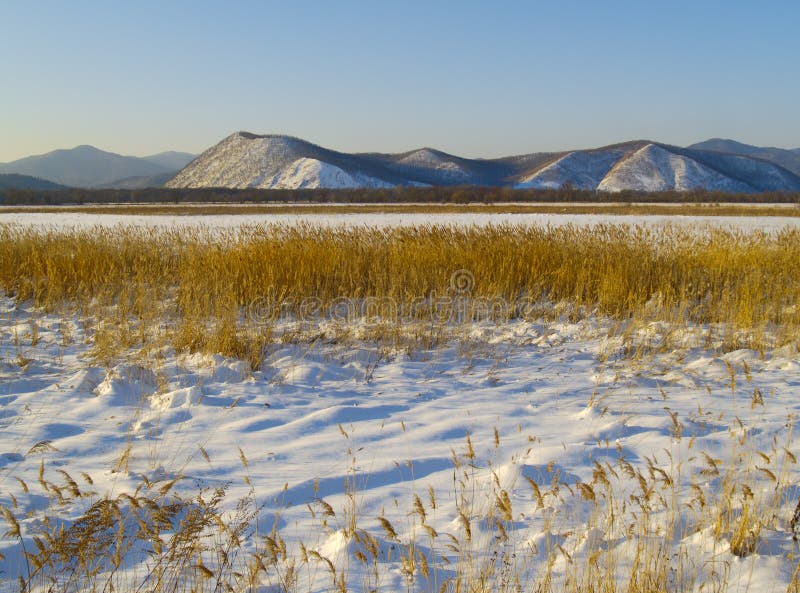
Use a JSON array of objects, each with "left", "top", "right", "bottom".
[
  {"left": 4, "top": 210, "right": 800, "bottom": 232},
  {"left": 2, "top": 296, "right": 800, "bottom": 591}
]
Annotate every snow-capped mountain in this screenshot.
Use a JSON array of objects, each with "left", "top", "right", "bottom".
[
  {"left": 168, "top": 133, "right": 800, "bottom": 193},
  {"left": 688, "top": 139, "right": 800, "bottom": 176},
  {"left": 397, "top": 149, "right": 471, "bottom": 182},
  {"left": 378, "top": 147, "right": 507, "bottom": 185},
  {"left": 167, "top": 133, "right": 404, "bottom": 189},
  {"left": 680, "top": 147, "right": 800, "bottom": 192},
  {"left": 516, "top": 147, "right": 630, "bottom": 190},
  {"left": 597, "top": 144, "right": 752, "bottom": 192}
]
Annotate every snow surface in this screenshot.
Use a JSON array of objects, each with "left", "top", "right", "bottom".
[{"left": 3, "top": 297, "right": 800, "bottom": 591}]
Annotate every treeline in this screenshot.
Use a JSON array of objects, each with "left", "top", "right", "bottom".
[{"left": 2, "top": 185, "right": 800, "bottom": 205}]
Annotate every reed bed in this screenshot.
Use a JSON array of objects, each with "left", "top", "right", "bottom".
[{"left": 1, "top": 222, "right": 800, "bottom": 360}]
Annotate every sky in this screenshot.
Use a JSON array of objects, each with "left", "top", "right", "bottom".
[{"left": 1, "top": 0, "right": 799, "bottom": 162}]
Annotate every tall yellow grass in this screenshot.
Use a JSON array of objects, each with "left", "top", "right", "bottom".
[{"left": 1, "top": 222, "right": 800, "bottom": 360}]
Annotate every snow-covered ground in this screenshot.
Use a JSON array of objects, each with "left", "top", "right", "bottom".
[
  {"left": 4, "top": 210, "right": 800, "bottom": 232},
  {"left": 2, "top": 292, "right": 800, "bottom": 591}
]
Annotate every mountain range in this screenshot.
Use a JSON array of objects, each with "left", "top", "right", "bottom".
[
  {"left": 167, "top": 133, "right": 800, "bottom": 193},
  {"left": 0, "top": 146, "right": 196, "bottom": 189},
  {"left": 687, "top": 139, "right": 800, "bottom": 176},
  {"left": 3, "top": 134, "right": 800, "bottom": 193}
]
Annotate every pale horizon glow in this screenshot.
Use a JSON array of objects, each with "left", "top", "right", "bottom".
[{"left": 1, "top": 1, "right": 798, "bottom": 162}]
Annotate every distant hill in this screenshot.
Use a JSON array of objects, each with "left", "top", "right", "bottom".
[
  {"left": 0, "top": 146, "right": 182, "bottom": 188},
  {"left": 688, "top": 138, "right": 800, "bottom": 176},
  {"left": 167, "top": 132, "right": 800, "bottom": 193},
  {"left": 141, "top": 151, "right": 196, "bottom": 171},
  {"left": 0, "top": 173, "right": 69, "bottom": 191},
  {"left": 169, "top": 133, "right": 407, "bottom": 189},
  {"left": 93, "top": 171, "right": 178, "bottom": 190}
]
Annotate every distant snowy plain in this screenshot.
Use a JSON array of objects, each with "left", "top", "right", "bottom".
[{"left": 4, "top": 210, "right": 800, "bottom": 232}]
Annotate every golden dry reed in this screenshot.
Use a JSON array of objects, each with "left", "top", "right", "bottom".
[{"left": 1, "top": 222, "right": 800, "bottom": 357}]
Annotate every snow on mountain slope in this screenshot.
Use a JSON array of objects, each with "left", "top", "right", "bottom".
[
  {"left": 168, "top": 133, "right": 310, "bottom": 188},
  {"left": 515, "top": 149, "right": 626, "bottom": 190},
  {"left": 682, "top": 148, "right": 800, "bottom": 192},
  {"left": 168, "top": 132, "right": 397, "bottom": 189},
  {"left": 264, "top": 158, "right": 393, "bottom": 189},
  {"left": 397, "top": 148, "right": 471, "bottom": 181},
  {"left": 598, "top": 144, "right": 752, "bottom": 192},
  {"left": 688, "top": 139, "right": 800, "bottom": 176}
]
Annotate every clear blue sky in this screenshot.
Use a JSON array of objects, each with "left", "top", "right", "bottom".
[{"left": 1, "top": 0, "right": 798, "bottom": 161}]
